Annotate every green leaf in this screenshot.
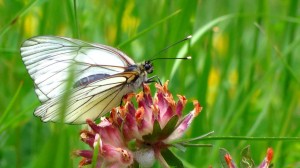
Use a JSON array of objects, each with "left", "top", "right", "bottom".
[
  {"left": 240, "top": 145, "right": 255, "bottom": 168},
  {"left": 0, "top": 81, "right": 23, "bottom": 130},
  {"left": 142, "top": 120, "right": 162, "bottom": 143},
  {"left": 161, "top": 148, "right": 184, "bottom": 168},
  {"left": 160, "top": 115, "right": 179, "bottom": 139}
]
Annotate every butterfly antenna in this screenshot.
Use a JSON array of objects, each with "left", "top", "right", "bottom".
[
  {"left": 149, "top": 56, "right": 192, "bottom": 62},
  {"left": 152, "top": 35, "right": 192, "bottom": 58}
]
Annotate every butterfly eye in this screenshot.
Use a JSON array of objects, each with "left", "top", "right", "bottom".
[{"left": 144, "top": 61, "right": 153, "bottom": 74}]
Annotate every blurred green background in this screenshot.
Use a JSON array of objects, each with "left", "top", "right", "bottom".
[{"left": 1, "top": 0, "right": 300, "bottom": 167}]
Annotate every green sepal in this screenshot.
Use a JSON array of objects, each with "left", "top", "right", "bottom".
[
  {"left": 161, "top": 148, "right": 184, "bottom": 168},
  {"left": 142, "top": 120, "right": 162, "bottom": 143},
  {"left": 127, "top": 139, "right": 137, "bottom": 151},
  {"left": 160, "top": 115, "right": 179, "bottom": 139},
  {"left": 240, "top": 145, "right": 255, "bottom": 168},
  {"left": 142, "top": 116, "right": 179, "bottom": 143}
]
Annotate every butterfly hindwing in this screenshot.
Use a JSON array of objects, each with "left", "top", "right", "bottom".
[{"left": 34, "top": 74, "right": 136, "bottom": 124}]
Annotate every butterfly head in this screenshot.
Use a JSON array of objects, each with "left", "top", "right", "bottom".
[{"left": 143, "top": 61, "right": 153, "bottom": 74}]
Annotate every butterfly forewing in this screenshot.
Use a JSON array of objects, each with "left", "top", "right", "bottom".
[
  {"left": 21, "top": 36, "right": 135, "bottom": 102},
  {"left": 21, "top": 36, "right": 142, "bottom": 124}
]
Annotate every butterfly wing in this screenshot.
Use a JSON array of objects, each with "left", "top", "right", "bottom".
[
  {"left": 34, "top": 72, "right": 138, "bottom": 124},
  {"left": 21, "top": 36, "right": 142, "bottom": 124},
  {"left": 21, "top": 36, "right": 135, "bottom": 102}
]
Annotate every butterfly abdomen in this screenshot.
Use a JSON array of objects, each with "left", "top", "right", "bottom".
[{"left": 74, "top": 74, "right": 110, "bottom": 87}]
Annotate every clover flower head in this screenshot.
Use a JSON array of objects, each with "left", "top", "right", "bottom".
[{"left": 74, "top": 81, "right": 203, "bottom": 168}]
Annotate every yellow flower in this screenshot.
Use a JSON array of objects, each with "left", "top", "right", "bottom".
[
  {"left": 207, "top": 68, "right": 220, "bottom": 105},
  {"left": 57, "top": 25, "right": 69, "bottom": 37},
  {"left": 105, "top": 25, "right": 117, "bottom": 44},
  {"left": 228, "top": 69, "right": 238, "bottom": 98},
  {"left": 213, "top": 26, "right": 229, "bottom": 56},
  {"left": 23, "top": 13, "right": 38, "bottom": 37},
  {"left": 121, "top": 0, "right": 140, "bottom": 36}
]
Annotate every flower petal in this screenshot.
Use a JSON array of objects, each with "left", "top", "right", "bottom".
[
  {"left": 142, "top": 83, "right": 153, "bottom": 105},
  {"left": 122, "top": 103, "right": 142, "bottom": 140},
  {"left": 73, "top": 150, "right": 93, "bottom": 159},
  {"left": 80, "top": 130, "right": 95, "bottom": 148},
  {"left": 136, "top": 107, "right": 153, "bottom": 135},
  {"left": 259, "top": 148, "right": 274, "bottom": 168},
  {"left": 224, "top": 154, "right": 236, "bottom": 168},
  {"left": 78, "top": 158, "right": 92, "bottom": 168},
  {"left": 98, "top": 119, "right": 125, "bottom": 147},
  {"left": 86, "top": 119, "right": 101, "bottom": 133},
  {"left": 163, "top": 100, "right": 202, "bottom": 142},
  {"left": 176, "top": 95, "right": 187, "bottom": 116},
  {"left": 101, "top": 145, "right": 133, "bottom": 168}
]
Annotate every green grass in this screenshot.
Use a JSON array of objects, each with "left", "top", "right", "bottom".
[{"left": 1, "top": 0, "right": 300, "bottom": 167}]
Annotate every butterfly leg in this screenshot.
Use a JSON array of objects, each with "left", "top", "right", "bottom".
[
  {"left": 119, "top": 97, "right": 123, "bottom": 106},
  {"left": 146, "top": 75, "right": 162, "bottom": 85}
]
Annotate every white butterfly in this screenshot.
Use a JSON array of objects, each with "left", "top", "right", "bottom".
[{"left": 21, "top": 36, "right": 154, "bottom": 124}]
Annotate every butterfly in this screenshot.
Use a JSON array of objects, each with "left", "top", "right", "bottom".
[{"left": 20, "top": 36, "right": 158, "bottom": 124}]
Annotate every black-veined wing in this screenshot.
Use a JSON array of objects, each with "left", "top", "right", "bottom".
[
  {"left": 20, "top": 36, "right": 143, "bottom": 124},
  {"left": 21, "top": 36, "right": 135, "bottom": 102},
  {"left": 34, "top": 72, "right": 138, "bottom": 124}
]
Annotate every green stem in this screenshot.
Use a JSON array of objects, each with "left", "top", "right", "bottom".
[
  {"left": 0, "top": 81, "right": 23, "bottom": 125},
  {"left": 174, "top": 131, "right": 215, "bottom": 144},
  {"left": 73, "top": 0, "right": 79, "bottom": 38},
  {"left": 180, "top": 143, "right": 213, "bottom": 148},
  {"left": 91, "top": 136, "right": 100, "bottom": 168},
  {"left": 199, "top": 136, "right": 300, "bottom": 141}
]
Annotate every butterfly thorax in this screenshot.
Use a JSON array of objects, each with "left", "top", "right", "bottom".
[
  {"left": 120, "top": 61, "right": 152, "bottom": 91},
  {"left": 124, "top": 64, "right": 148, "bottom": 91}
]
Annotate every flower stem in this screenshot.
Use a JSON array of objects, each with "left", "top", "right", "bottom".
[
  {"left": 91, "top": 135, "right": 100, "bottom": 168},
  {"left": 173, "top": 131, "right": 215, "bottom": 144},
  {"left": 155, "top": 151, "right": 170, "bottom": 168},
  {"left": 180, "top": 143, "right": 213, "bottom": 147},
  {"left": 198, "top": 136, "right": 300, "bottom": 141}
]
